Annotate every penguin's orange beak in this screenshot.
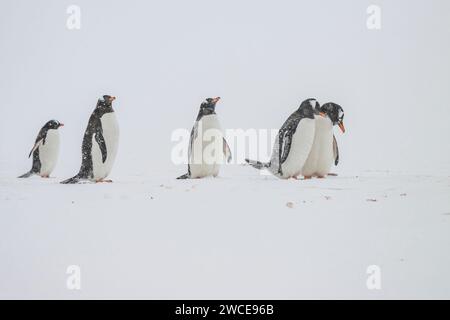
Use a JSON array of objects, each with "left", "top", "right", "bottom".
[
  {"left": 110, "top": 96, "right": 116, "bottom": 102},
  {"left": 212, "top": 97, "right": 221, "bottom": 104},
  {"left": 338, "top": 121, "right": 345, "bottom": 133},
  {"left": 60, "top": 123, "right": 64, "bottom": 127},
  {"left": 319, "top": 112, "right": 326, "bottom": 117}
]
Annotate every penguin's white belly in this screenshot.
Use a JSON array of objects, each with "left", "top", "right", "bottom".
[
  {"left": 278, "top": 118, "right": 316, "bottom": 178},
  {"left": 39, "top": 129, "right": 60, "bottom": 176},
  {"left": 302, "top": 116, "right": 334, "bottom": 177},
  {"left": 190, "top": 115, "right": 223, "bottom": 178},
  {"left": 91, "top": 113, "right": 120, "bottom": 180}
]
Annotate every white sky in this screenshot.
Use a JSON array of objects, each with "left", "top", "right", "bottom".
[{"left": 1, "top": 0, "right": 450, "bottom": 176}]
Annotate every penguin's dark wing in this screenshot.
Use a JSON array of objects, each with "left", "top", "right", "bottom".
[
  {"left": 223, "top": 138, "right": 232, "bottom": 163},
  {"left": 28, "top": 140, "right": 42, "bottom": 158},
  {"left": 333, "top": 134, "right": 339, "bottom": 166},
  {"left": 277, "top": 113, "right": 301, "bottom": 173},
  {"left": 187, "top": 121, "right": 199, "bottom": 175},
  {"left": 28, "top": 128, "right": 48, "bottom": 158},
  {"left": 94, "top": 121, "right": 108, "bottom": 163}
]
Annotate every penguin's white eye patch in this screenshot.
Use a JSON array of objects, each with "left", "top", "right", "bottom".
[{"left": 309, "top": 100, "right": 316, "bottom": 107}]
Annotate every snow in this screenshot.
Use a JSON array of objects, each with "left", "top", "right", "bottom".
[{"left": 1, "top": 166, "right": 449, "bottom": 299}]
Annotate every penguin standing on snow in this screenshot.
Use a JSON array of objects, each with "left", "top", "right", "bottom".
[
  {"left": 18, "top": 120, "right": 64, "bottom": 178},
  {"left": 61, "top": 95, "right": 119, "bottom": 184},
  {"left": 177, "top": 97, "right": 232, "bottom": 179},
  {"left": 245, "top": 98, "right": 318, "bottom": 179},
  {"left": 302, "top": 102, "right": 345, "bottom": 178}
]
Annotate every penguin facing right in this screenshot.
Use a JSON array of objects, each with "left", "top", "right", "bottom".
[
  {"left": 245, "top": 98, "right": 318, "bottom": 179},
  {"left": 301, "top": 102, "right": 345, "bottom": 178},
  {"left": 18, "top": 120, "right": 64, "bottom": 178},
  {"left": 177, "top": 97, "right": 232, "bottom": 179},
  {"left": 61, "top": 95, "right": 119, "bottom": 184}
]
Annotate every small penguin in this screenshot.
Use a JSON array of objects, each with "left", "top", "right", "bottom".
[
  {"left": 177, "top": 97, "right": 232, "bottom": 179},
  {"left": 61, "top": 95, "right": 119, "bottom": 184},
  {"left": 18, "top": 120, "right": 64, "bottom": 178},
  {"left": 245, "top": 98, "right": 318, "bottom": 179},
  {"left": 302, "top": 102, "right": 345, "bottom": 178}
]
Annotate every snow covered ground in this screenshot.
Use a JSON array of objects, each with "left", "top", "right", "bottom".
[{"left": 1, "top": 165, "right": 449, "bottom": 299}]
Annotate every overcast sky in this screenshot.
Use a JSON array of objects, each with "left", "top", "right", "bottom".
[{"left": 1, "top": 0, "right": 450, "bottom": 177}]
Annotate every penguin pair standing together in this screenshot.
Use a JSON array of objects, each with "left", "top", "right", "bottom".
[
  {"left": 246, "top": 98, "right": 345, "bottom": 179},
  {"left": 177, "top": 97, "right": 345, "bottom": 180},
  {"left": 19, "top": 95, "right": 120, "bottom": 184}
]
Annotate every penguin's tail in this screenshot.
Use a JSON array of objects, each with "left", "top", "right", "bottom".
[
  {"left": 60, "top": 175, "right": 81, "bottom": 184},
  {"left": 18, "top": 170, "right": 35, "bottom": 178},
  {"left": 245, "top": 159, "right": 270, "bottom": 170},
  {"left": 176, "top": 173, "right": 191, "bottom": 180}
]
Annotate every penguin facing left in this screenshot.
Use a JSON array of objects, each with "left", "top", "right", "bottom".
[
  {"left": 18, "top": 120, "right": 64, "bottom": 178},
  {"left": 61, "top": 95, "right": 119, "bottom": 184}
]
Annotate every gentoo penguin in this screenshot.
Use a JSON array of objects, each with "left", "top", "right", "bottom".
[
  {"left": 177, "top": 97, "right": 232, "bottom": 179},
  {"left": 245, "top": 98, "right": 318, "bottom": 179},
  {"left": 302, "top": 102, "right": 345, "bottom": 178},
  {"left": 18, "top": 120, "right": 64, "bottom": 178},
  {"left": 61, "top": 95, "right": 119, "bottom": 184}
]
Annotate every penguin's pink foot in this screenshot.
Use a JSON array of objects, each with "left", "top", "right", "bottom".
[
  {"left": 292, "top": 176, "right": 300, "bottom": 180},
  {"left": 303, "top": 176, "right": 312, "bottom": 180}
]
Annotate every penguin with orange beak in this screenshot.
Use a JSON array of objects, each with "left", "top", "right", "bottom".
[
  {"left": 18, "top": 120, "right": 64, "bottom": 178},
  {"left": 61, "top": 95, "right": 119, "bottom": 184},
  {"left": 177, "top": 97, "right": 232, "bottom": 179},
  {"left": 301, "top": 102, "right": 345, "bottom": 178}
]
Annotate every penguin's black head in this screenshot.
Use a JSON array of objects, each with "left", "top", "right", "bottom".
[
  {"left": 97, "top": 95, "right": 116, "bottom": 107},
  {"left": 298, "top": 98, "right": 319, "bottom": 117},
  {"left": 199, "top": 97, "right": 221, "bottom": 116},
  {"left": 320, "top": 103, "right": 345, "bottom": 133},
  {"left": 44, "top": 120, "right": 64, "bottom": 130}
]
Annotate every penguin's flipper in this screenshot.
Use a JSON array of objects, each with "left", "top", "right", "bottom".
[
  {"left": 245, "top": 159, "right": 270, "bottom": 170},
  {"left": 95, "top": 129, "right": 108, "bottom": 163},
  {"left": 277, "top": 130, "right": 293, "bottom": 175},
  {"left": 223, "top": 138, "right": 232, "bottom": 163},
  {"left": 188, "top": 122, "right": 198, "bottom": 163},
  {"left": 276, "top": 113, "right": 301, "bottom": 175},
  {"left": 18, "top": 171, "right": 34, "bottom": 178},
  {"left": 333, "top": 134, "right": 339, "bottom": 166},
  {"left": 28, "top": 139, "right": 42, "bottom": 158},
  {"left": 177, "top": 173, "right": 190, "bottom": 180},
  {"left": 185, "top": 122, "right": 199, "bottom": 180}
]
